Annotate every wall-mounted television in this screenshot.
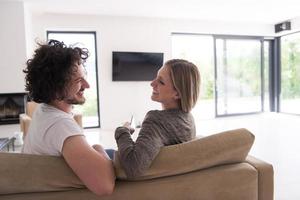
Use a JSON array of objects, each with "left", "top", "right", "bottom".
[{"left": 112, "top": 51, "right": 164, "bottom": 81}]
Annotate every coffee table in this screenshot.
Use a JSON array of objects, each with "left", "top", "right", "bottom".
[{"left": 0, "top": 137, "right": 16, "bottom": 152}]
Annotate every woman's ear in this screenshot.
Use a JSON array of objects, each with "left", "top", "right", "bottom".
[{"left": 174, "top": 92, "right": 181, "bottom": 100}]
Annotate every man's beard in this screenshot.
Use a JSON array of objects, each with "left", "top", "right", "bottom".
[{"left": 65, "top": 96, "right": 86, "bottom": 105}]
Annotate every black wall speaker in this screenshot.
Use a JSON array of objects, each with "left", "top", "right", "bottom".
[{"left": 275, "top": 21, "right": 291, "bottom": 33}]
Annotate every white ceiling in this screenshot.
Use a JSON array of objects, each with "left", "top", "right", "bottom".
[{"left": 21, "top": 0, "right": 300, "bottom": 24}]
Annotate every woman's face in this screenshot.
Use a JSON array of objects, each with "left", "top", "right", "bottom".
[{"left": 150, "top": 65, "right": 179, "bottom": 110}]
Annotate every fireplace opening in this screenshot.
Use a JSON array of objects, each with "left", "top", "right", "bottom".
[{"left": 0, "top": 93, "right": 27, "bottom": 125}]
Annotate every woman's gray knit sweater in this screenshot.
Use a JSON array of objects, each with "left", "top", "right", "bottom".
[{"left": 115, "top": 109, "right": 196, "bottom": 178}]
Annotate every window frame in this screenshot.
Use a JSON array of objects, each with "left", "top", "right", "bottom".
[{"left": 46, "top": 31, "right": 101, "bottom": 128}]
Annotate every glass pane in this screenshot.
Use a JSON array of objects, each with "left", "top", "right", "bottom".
[
  {"left": 280, "top": 33, "right": 300, "bottom": 113},
  {"left": 48, "top": 32, "right": 100, "bottom": 128},
  {"left": 172, "top": 34, "right": 214, "bottom": 119},
  {"left": 215, "top": 38, "right": 262, "bottom": 115}
]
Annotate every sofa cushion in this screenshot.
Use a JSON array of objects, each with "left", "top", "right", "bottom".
[{"left": 114, "top": 128, "right": 255, "bottom": 180}]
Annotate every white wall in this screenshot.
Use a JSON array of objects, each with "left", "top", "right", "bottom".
[
  {"left": 27, "top": 12, "right": 274, "bottom": 129},
  {"left": 0, "top": 1, "right": 27, "bottom": 93},
  {"left": 1, "top": 1, "right": 275, "bottom": 129},
  {"left": 285, "top": 16, "right": 300, "bottom": 36}
]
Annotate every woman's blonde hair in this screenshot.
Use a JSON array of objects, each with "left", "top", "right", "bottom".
[{"left": 165, "top": 59, "right": 201, "bottom": 112}]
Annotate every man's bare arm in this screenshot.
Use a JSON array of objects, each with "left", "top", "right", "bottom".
[{"left": 62, "top": 135, "right": 115, "bottom": 196}]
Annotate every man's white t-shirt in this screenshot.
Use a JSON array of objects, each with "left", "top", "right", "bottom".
[{"left": 22, "top": 103, "right": 84, "bottom": 156}]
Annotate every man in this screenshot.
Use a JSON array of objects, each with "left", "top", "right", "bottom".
[{"left": 22, "top": 40, "right": 115, "bottom": 196}]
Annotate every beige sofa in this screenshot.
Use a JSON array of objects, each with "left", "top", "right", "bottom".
[{"left": 0, "top": 129, "right": 273, "bottom": 200}]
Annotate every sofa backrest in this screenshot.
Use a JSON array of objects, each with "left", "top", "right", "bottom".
[
  {"left": 0, "top": 128, "right": 254, "bottom": 195},
  {"left": 0, "top": 153, "right": 84, "bottom": 195},
  {"left": 114, "top": 128, "right": 255, "bottom": 180}
]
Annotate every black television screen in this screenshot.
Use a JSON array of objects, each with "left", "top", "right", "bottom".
[{"left": 112, "top": 51, "right": 164, "bottom": 81}]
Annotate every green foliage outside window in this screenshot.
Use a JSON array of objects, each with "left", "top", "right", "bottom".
[
  {"left": 227, "top": 49, "right": 261, "bottom": 97},
  {"left": 74, "top": 88, "right": 98, "bottom": 116},
  {"left": 281, "top": 38, "right": 300, "bottom": 99},
  {"left": 175, "top": 52, "right": 214, "bottom": 100}
]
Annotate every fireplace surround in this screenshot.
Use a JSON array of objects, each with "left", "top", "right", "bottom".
[{"left": 0, "top": 93, "right": 27, "bottom": 125}]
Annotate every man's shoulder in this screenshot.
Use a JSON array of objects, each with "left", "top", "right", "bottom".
[
  {"left": 39, "top": 104, "right": 73, "bottom": 119},
  {"left": 33, "top": 105, "right": 77, "bottom": 130}
]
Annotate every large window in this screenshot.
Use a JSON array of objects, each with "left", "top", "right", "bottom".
[
  {"left": 215, "top": 37, "right": 263, "bottom": 116},
  {"left": 47, "top": 31, "right": 100, "bottom": 128},
  {"left": 172, "top": 34, "right": 215, "bottom": 119},
  {"left": 280, "top": 33, "right": 300, "bottom": 114},
  {"left": 172, "top": 34, "right": 265, "bottom": 118}
]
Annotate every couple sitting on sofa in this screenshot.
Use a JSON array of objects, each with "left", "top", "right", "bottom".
[{"left": 22, "top": 40, "right": 201, "bottom": 196}]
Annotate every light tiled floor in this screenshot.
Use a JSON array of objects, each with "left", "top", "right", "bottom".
[{"left": 1, "top": 112, "right": 299, "bottom": 200}]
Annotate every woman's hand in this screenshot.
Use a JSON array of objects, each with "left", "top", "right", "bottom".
[{"left": 123, "top": 122, "right": 135, "bottom": 134}]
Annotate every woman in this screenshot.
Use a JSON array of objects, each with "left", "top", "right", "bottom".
[{"left": 115, "top": 59, "right": 201, "bottom": 178}]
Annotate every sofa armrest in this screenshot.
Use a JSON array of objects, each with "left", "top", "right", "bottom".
[
  {"left": 19, "top": 113, "right": 31, "bottom": 139},
  {"left": 73, "top": 113, "right": 82, "bottom": 128},
  {"left": 245, "top": 155, "right": 274, "bottom": 200},
  {"left": 26, "top": 101, "right": 38, "bottom": 117}
]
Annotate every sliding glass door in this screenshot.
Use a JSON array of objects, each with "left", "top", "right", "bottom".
[
  {"left": 280, "top": 33, "right": 300, "bottom": 114},
  {"left": 214, "top": 37, "right": 263, "bottom": 116}
]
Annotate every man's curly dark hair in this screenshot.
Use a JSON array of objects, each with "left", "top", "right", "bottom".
[{"left": 23, "top": 40, "right": 89, "bottom": 103}]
